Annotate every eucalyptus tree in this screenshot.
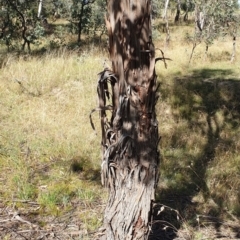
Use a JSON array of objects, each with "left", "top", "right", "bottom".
[
  {"left": 41, "top": 0, "right": 78, "bottom": 20},
  {"left": 70, "top": 0, "right": 95, "bottom": 43},
  {"left": 172, "top": 0, "right": 196, "bottom": 23},
  {"left": 152, "top": 0, "right": 163, "bottom": 19},
  {"left": 37, "top": 0, "right": 43, "bottom": 18},
  {"left": 189, "top": 0, "right": 239, "bottom": 63},
  {"left": 181, "top": 0, "right": 195, "bottom": 22},
  {"left": 0, "top": 1, "right": 13, "bottom": 50},
  {"left": 89, "top": 0, "right": 106, "bottom": 40},
  {"left": 92, "top": 0, "right": 160, "bottom": 239},
  {"left": 163, "top": 0, "right": 170, "bottom": 46},
  {"left": 0, "top": 0, "right": 44, "bottom": 52},
  {"left": 174, "top": 0, "right": 181, "bottom": 23}
]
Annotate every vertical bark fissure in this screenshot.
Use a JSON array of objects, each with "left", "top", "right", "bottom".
[{"left": 98, "top": 0, "right": 160, "bottom": 239}]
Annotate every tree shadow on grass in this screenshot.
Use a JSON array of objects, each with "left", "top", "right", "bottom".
[
  {"left": 32, "top": 155, "right": 101, "bottom": 183},
  {"left": 149, "top": 68, "right": 240, "bottom": 239},
  {"left": 69, "top": 155, "right": 101, "bottom": 182}
]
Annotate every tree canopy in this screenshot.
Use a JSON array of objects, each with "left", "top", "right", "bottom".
[{"left": 0, "top": 0, "right": 239, "bottom": 52}]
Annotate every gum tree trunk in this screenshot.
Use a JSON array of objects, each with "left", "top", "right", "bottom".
[
  {"left": 37, "top": 0, "right": 43, "bottom": 18},
  {"left": 175, "top": 0, "right": 181, "bottom": 23},
  {"left": 96, "top": 0, "right": 160, "bottom": 239},
  {"left": 163, "top": 0, "right": 170, "bottom": 46}
]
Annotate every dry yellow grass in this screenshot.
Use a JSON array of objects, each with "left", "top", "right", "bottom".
[
  {"left": 154, "top": 24, "right": 240, "bottom": 238},
  {"left": 0, "top": 49, "right": 108, "bottom": 233},
  {"left": 0, "top": 21, "right": 240, "bottom": 238}
]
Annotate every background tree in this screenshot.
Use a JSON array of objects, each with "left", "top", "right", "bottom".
[
  {"left": 174, "top": 0, "right": 181, "bottom": 23},
  {"left": 70, "top": 0, "right": 94, "bottom": 44},
  {"left": 93, "top": 0, "right": 160, "bottom": 239},
  {"left": 152, "top": 0, "right": 162, "bottom": 19},
  {"left": 0, "top": 0, "right": 45, "bottom": 52},
  {"left": 163, "top": 0, "right": 170, "bottom": 46},
  {"left": 0, "top": 2, "right": 13, "bottom": 50},
  {"left": 89, "top": 0, "right": 106, "bottom": 41},
  {"left": 37, "top": 0, "right": 43, "bottom": 18},
  {"left": 189, "top": 0, "right": 239, "bottom": 63},
  {"left": 181, "top": 0, "right": 195, "bottom": 22}
]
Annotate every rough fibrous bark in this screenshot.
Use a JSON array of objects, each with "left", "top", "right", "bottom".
[{"left": 96, "top": 0, "right": 160, "bottom": 239}]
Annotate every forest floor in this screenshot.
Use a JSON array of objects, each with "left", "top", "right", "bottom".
[
  {"left": 1, "top": 201, "right": 240, "bottom": 240},
  {"left": 1, "top": 19, "right": 240, "bottom": 240},
  {"left": 0, "top": 201, "right": 101, "bottom": 240}
]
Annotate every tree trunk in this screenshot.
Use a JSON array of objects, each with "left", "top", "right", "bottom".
[
  {"left": 37, "top": 0, "right": 43, "bottom": 19},
  {"left": 204, "top": 44, "right": 208, "bottom": 61},
  {"left": 230, "top": 36, "right": 236, "bottom": 63},
  {"left": 163, "top": 0, "right": 170, "bottom": 47},
  {"left": 163, "top": 0, "right": 169, "bottom": 20},
  {"left": 96, "top": 0, "right": 160, "bottom": 239},
  {"left": 189, "top": 5, "right": 203, "bottom": 64},
  {"left": 77, "top": 3, "right": 84, "bottom": 44},
  {"left": 174, "top": 0, "right": 181, "bottom": 23},
  {"left": 6, "top": 0, "right": 31, "bottom": 52},
  {"left": 183, "top": 11, "right": 188, "bottom": 22}
]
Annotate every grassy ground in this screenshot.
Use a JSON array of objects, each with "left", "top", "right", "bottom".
[
  {"left": 0, "top": 21, "right": 240, "bottom": 239},
  {"left": 153, "top": 23, "right": 240, "bottom": 239},
  {"left": 0, "top": 49, "right": 108, "bottom": 238}
]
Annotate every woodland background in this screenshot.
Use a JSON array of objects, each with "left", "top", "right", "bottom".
[{"left": 0, "top": 0, "right": 240, "bottom": 239}]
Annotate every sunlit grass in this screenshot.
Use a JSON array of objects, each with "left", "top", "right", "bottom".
[
  {"left": 0, "top": 49, "right": 107, "bottom": 230},
  {"left": 1, "top": 20, "right": 240, "bottom": 236},
  {"left": 152, "top": 24, "right": 240, "bottom": 238}
]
